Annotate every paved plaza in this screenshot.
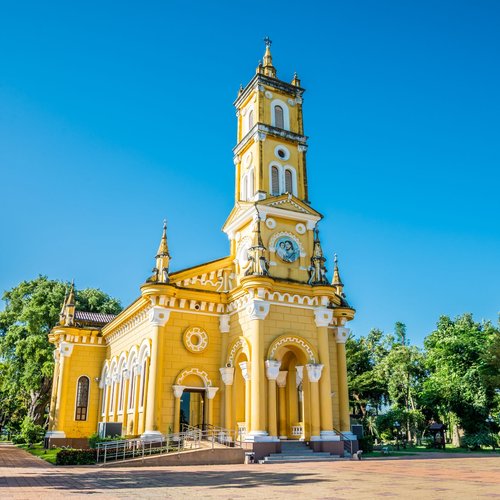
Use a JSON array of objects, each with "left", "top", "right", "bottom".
[{"left": 0, "top": 443, "right": 499, "bottom": 499}]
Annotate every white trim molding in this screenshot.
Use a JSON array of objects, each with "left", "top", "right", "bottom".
[
  {"left": 314, "top": 307, "right": 333, "bottom": 327},
  {"left": 247, "top": 299, "right": 270, "bottom": 321},
  {"left": 148, "top": 306, "right": 171, "bottom": 327}
]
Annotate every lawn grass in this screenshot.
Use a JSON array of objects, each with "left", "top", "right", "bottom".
[
  {"left": 17, "top": 443, "right": 61, "bottom": 464},
  {"left": 364, "top": 444, "right": 499, "bottom": 457}
]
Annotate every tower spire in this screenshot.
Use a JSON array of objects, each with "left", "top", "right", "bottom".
[
  {"left": 244, "top": 210, "right": 270, "bottom": 277},
  {"left": 59, "top": 280, "right": 76, "bottom": 326},
  {"left": 148, "top": 220, "right": 171, "bottom": 284},
  {"left": 332, "top": 253, "right": 344, "bottom": 293},
  {"left": 261, "top": 36, "right": 277, "bottom": 78},
  {"left": 308, "top": 228, "right": 328, "bottom": 285}
]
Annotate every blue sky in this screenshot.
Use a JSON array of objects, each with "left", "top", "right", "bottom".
[{"left": 1, "top": 0, "right": 499, "bottom": 344}]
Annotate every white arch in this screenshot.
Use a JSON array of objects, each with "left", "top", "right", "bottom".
[
  {"left": 271, "top": 99, "right": 290, "bottom": 130},
  {"left": 138, "top": 339, "right": 151, "bottom": 365},
  {"left": 127, "top": 346, "right": 139, "bottom": 371},
  {"left": 284, "top": 165, "right": 297, "bottom": 196}
]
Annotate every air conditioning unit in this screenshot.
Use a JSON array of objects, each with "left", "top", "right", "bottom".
[
  {"left": 351, "top": 424, "right": 364, "bottom": 438},
  {"left": 98, "top": 422, "right": 123, "bottom": 438}
]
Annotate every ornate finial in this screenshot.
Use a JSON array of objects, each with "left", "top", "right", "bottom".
[
  {"left": 291, "top": 71, "right": 301, "bottom": 87},
  {"left": 261, "top": 37, "right": 277, "bottom": 78},
  {"left": 67, "top": 279, "right": 75, "bottom": 305},
  {"left": 308, "top": 227, "right": 328, "bottom": 285},
  {"left": 243, "top": 208, "right": 270, "bottom": 277},
  {"left": 60, "top": 280, "right": 76, "bottom": 326},
  {"left": 332, "top": 253, "right": 347, "bottom": 303},
  {"left": 148, "top": 220, "right": 171, "bottom": 284},
  {"left": 238, "top": 84, "right": 243, "bottom": 95},
  {"left": 157, "top": 220, "right": 170, "bottom": 258}
]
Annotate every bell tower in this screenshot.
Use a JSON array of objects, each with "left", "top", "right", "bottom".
[
  {"left": 224, "top": 39, "right": 327, "bottom": 284},
  {"left": 233, "top": 38, "right": 309, "bottom": 204}
]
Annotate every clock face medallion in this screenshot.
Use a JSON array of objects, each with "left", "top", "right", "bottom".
[{"left": 275, "top": 237, "right": 300, "bottom": 263}]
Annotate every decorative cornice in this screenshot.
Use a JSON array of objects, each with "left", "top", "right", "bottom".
[
  {"left": 239, "top": 361, "right": 251, "bottom": 381},
  {"left": 265, "top": 359, "right": 281, "bottom": 380},
  {"left": 314, "top": 307, "right": 333, "bottom": 327},
  {"left": 206, "top": 387, "right": 219, "bottom": 400},
  {"left": 149, "top": 306, "right": 171, "bottom": 327},
  {"left": 172, "top": 385, "right": 184, "bottom": 398},
  {"left": 247, "top": 298, "right": 270, "bottom": 320},
  {"left": 306, "top": 363, "right": 324, "bottom": 383},
  {"left": 219, "top": 367, "right": 235, "bottom": 386},
  {"left": 334, "top": 327, "right": 350, "bottom": 344},
  {"left": 234, "top": 122, "right": 307, "bottom": 156},
  {"left": 59, "top": 341, "right": 74, "bottom": 358}
]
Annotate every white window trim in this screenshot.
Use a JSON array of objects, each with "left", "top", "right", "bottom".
[
  {"left": 74, "top": 375, "right": 90, "bottom": 422},
  {"left": 284, "top": 165, "right": 298, "bottom": 196},
  {"left": 240, "top": 166, "right": 254, "bottom": 201},
  {"left": 270, "top": 99, "right": 290, "bottom": 130},
  {"left": 269, "top": 162, "right": 297, "bottom": 196}
]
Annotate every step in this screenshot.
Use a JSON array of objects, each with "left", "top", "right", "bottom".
[
  {"left": 269, "top": 452, "right": 332, "bottom": 459},
  {"left": 263, "top": 456, "right": 343, "bottom": 463}
]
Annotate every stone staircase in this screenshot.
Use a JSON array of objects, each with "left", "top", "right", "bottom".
[{"left": 262, "top": 441, "right": 342, "bottom": 463}]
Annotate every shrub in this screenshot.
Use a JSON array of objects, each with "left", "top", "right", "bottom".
[
  {"left": 56, "top": 448, "right": 97, "bottom": 465},
  {"left": 19, "top": 416, "right": 44, "bottom": 446},
  {"left": 461, "top": 432, "right": 499, "bottom": 450},
  {"left": 12, "top": 434, "right": 26, "bottom": 444},
  {"left": 87, "top": 432, "right": 124, "bottom": 449}
]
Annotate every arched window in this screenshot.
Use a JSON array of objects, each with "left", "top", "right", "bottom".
[
  {"left": 75, "top": 376, "right": 89, "bottom": 421},
  {"left": 118, "top": 368, "right": 126, "bottom": 413},
  {"left": 109, "top": 370, "right": 116, "bottom": 415},
  {"left": 271, "top": 166, "right": 280, "bottom": 195},
  {"left": 248, "top": 110, "right": 254, "bottom": 130},
  {"left": 128, "top": 366, "right": 136, "bottom": 411},
  {"left": 285, "top": 169, "right": 293, "bottom": 193},
  {"left": 248, "top": 168, "right": 254, "bottom": 199},
  {"left": 274, "top": 105, "right": 284, "bottom": 129},
  {"left": 140, "top": 358, "right": 148, "bottom": 408},
  {"left": 241, "top": 174, "right": 248, "bottom": 201},
  {"left": 101, "top": 368, "right": 108, "bottom": 416}
]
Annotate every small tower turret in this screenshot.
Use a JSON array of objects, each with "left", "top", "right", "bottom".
[
  {"left": 148, "top": 220, "right": 171, "bottom": 283},
  {"left": 59, "top": 280, "right": 76, "bottom": 326},
  {"left": 262, "top": 37, "right": 277, "bottom": 78},
  {"left": 308, "top": 228, "right": 328, "bottom": 285},
  {"left": 332, "top": 253, "right": 344, "bottom": 295},
  {"left": 244, "top": 213, "right": 269, "bottom": 277}
]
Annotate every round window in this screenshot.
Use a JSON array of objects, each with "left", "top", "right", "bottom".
[{"left": 274, "top": 145, "right": 290, "bottom": 161}]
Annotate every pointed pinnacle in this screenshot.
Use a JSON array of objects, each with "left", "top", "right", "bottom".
[{"left": 156, "top": 220, "right": 170, "bottom": 258}]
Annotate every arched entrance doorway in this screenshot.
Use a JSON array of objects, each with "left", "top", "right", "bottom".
[
  {"left": 180, "top": 389, "right": 205, "bottom": 428},
  {"left": 173, "top": 368, "right": 219, "bottom": 432},
  {"left": 268, "top": 336, "right": 318, "bottom": 440}
]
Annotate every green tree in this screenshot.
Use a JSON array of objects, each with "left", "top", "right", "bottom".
[
  {"left": 377, "top": 323, "right": 427, "bottom": 441},
  {"left": 0, "top": 276, "right": 122, "bottom": 430},
  {"left": 346, "top": 328, "right": 389, "bottom": 420},
  {"left": 422, "top": 314, "right": 499, "bottom": 436}
]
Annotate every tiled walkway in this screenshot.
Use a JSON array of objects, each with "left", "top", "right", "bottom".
[{"left": 1, "top": 442, "right": 499, "bottom": 499}]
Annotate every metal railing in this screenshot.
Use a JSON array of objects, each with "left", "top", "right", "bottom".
[
  {"left": 96, "top": 425, "right": 241, "bottom": 465},
  {"left": 332, "top": 427, "right": 354, "bottom": 456}
]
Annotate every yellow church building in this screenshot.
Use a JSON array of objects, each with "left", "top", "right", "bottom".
[{"left": 46, "top": 41, "right": 357, "bottom": 458}]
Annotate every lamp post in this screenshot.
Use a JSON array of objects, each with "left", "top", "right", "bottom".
[{"left": 394, "top": 421, "right": 401, "bottom": 451}]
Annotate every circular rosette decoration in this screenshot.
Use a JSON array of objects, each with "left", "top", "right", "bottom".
[{"left": 183, "top": 327, "right": 209, "bottom": 353}]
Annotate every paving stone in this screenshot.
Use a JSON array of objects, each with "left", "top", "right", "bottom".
[{"left": 1, "top": 442, "right": 499, "bottom": 499}]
